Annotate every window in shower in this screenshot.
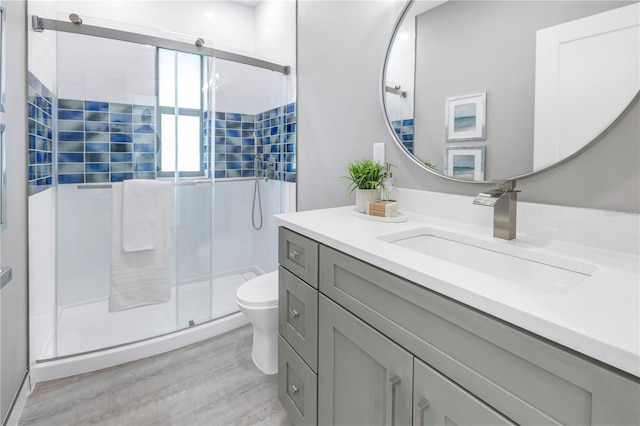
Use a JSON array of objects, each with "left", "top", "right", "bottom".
[{"left": 158, "top": 48, "right": 204, "bottom": 176}]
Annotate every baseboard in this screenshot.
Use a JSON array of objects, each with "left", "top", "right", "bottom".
[{"left": 3, "top": 371, "right": 31, "bottom": 426}]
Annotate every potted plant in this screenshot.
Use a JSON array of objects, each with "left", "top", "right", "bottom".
[{"left": 345, "top": 159, "right": 384, "bottom": 213}]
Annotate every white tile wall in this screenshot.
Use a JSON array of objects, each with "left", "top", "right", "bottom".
[
  {"left": 28, "top": 189, "right": 57, "bottom": 361},
  {"left": 57, "top": 32, "right": 156, "bottom": 104}
]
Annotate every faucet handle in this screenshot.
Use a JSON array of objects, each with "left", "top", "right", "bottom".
[{"left": 473, "top": 191, "right": 502, "bottom": 207}]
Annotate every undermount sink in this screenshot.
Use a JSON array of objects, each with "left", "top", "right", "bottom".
[{"left": 378, "top": 228, "right": 597, "bottom": 295}]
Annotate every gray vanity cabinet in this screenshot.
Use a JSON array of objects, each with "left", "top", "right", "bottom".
[
  {"left": 317, "top": 295, "right": 413, "bottom": 426},
  {"left": 277, "top": 227, "right": 640, "bottom": 426}
]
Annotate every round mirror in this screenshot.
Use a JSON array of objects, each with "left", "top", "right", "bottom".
[{"left": 383, "top": 0, "right": 639, "bottom": 183}]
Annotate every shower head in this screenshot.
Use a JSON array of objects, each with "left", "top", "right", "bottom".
[{"left": 69, "top": 13, "right": 83, "bottom": 24}]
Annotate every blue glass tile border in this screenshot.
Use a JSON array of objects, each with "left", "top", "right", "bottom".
[
  {"left": 57, "top": 98, "right": 157, "bottom": 184},
  {"left": 27, "top": 72, "right": 55, "bottom": 196},
  {"left": 209, "top": 102, "right": 296, "bottom": 182}
]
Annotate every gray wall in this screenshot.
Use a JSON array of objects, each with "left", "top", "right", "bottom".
[
  {"left": 414, "top": 1, "right": 632, "bottom": 181},
  {"left": 297, "top": 0, "right": 639, "bottom": 213},
  {"left": 0, "top": 0, "right": 29, "bottom": 422}
]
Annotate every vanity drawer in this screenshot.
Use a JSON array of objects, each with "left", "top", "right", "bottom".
[
  {"left": 279, "top": 266, "right": 318, "bottom": 372},
  {"left": 319, "top": 244, "right": 640, "bottom": 426},
  {"left": 279, "top": 227, "right": 319, "bottom": 288},
  {"left": 278, "top": 336, "right": 318, "bottom": 426}
]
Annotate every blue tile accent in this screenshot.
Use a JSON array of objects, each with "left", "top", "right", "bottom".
[
  {"left": 58, "top": 110, "right": 84, "bottom": 121},
  {"left": 111, "top": 113, "right": 132, "bottom": 123},
  {"left": 85, "top": 142, "right": 110, "bottom": 152},
  {"left": 135, "top": 162, "right": 155, "bottom": 172},
  {"left": 58, "top": 174, "right": 85, "bottom": 184},
  {"left": 110, "top": 133, "right": 132, "bottom": 143},
  {"left": 111, "top": 173, "right": 134, "bottom": 182},
  {"left": 134, "top": 143, "right": 155, "bottom": 152},
  {"left": 86, "top": 163, "right": 110, "bottom": 173},
  {"left": 111, "top": 153, "right": 133, "bottom": 163},
  {"left": 134, "top": 124, "right": 155, "bottom": 134},
  {"left": 85, "top": 101, "right": 109, "bottom": 111},
  {"left": 85, "top": 122, "right": 110, "bottom": 132},
  {"left": 58, "top": 131, "right": 84, "bottom": 142},
  {"left": 58, "top": 152, "right": 84, "bottom": 163}
]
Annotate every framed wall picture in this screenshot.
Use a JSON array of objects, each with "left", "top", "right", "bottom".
[
  {"left": 445, "top": 92, "right": 486, "bottom": 141},
  {"left": 444, "top": 145, "right": 485, "bottom": 181}
]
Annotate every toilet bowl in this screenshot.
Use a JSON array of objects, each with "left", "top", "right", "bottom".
[{"left": 236, "top": 270, "right": 279, "bottom": 375}]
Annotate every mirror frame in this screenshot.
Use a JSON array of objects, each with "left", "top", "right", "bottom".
[{"left": 381, "top": 0, "right": 640, "bottom": 184}]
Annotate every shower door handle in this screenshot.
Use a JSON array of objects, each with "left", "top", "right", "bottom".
[{"left": 0, "top": 266, "right": 12, "bottom": 290}]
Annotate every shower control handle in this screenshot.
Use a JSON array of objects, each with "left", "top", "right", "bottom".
[{"left": 290, "top": 309, "right": 300, "bottom": 319}]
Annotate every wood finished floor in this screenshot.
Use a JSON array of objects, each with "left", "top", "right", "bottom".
[{"left": 19, "top": 326, "right": 293, "bottom": 426}]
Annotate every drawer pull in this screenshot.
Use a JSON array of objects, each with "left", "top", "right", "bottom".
[
  {"left": 289, "top": 250, "right": 301, "bottom": 259},
  {"left": 289, "top": 384, "right": 299, "bottom": 395},
  {"left": 385, "top": 375, "right": 401, "bottom": 426},
  {"left": 413, "top": 398, "right": 431, "bottom": 426},
  {"left": 290, "top": 309, "right": 300, "bottom": 319}
]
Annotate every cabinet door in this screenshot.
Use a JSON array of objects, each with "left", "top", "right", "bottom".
[
  {"left": 318, "top": 295, "right": 413, "bottom": 426},
  {"left": 413, "top": 358, "right": 515, "bottom": 426}
]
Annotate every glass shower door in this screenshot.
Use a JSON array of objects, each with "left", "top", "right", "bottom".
[
  {"left": 208, "top": 57, "right": 292, "bottom": 320},
  {"left": 54, "top": 32, "right": 214, "bottom": 357}
]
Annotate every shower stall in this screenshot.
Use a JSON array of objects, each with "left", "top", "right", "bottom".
[{"left": 27, "top": 3, "right": 295, "bottom": 374}]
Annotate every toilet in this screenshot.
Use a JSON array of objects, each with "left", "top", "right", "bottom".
[{"left": 236, "top": 270, "right": 279, "bottom": 375}]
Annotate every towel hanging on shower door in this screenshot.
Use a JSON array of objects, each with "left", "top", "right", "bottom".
[{"left": 109, "top": 179, "right": 171, "bottom": 312}]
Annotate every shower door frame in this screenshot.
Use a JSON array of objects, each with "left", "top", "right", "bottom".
[{"left": 31, "top": 15, "right": 290, "bottom": 76}]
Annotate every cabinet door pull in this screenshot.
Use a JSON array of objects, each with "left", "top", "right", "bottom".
[
  {"left": 290, "top": 309, "right": 300, "bottom": 318},
  {"left": 289, "top": 384, "right": 299, "bottom": 395},
  {"left": 289, "top": 250, "right": 300, "bottom": 259},
  {"left": 385, "top": 375, "right": 402, "bottom": 426},
  {"left": 413, "top": 398, "right": 431, "bottom": 426}
]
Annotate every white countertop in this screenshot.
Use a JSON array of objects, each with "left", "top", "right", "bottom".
[{"left": 275, "top": 204, "right": 640, "bottom": 378}]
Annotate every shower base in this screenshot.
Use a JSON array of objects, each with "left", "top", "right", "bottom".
[{"left": 33, "top": 268, "right": 261, "bottom": 382}]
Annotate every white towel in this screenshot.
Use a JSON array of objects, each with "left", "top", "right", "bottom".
[
  {"left": 109, "top": 180, "right": 172, "bottom": 312},
  {"left": 122, "top": 179, "right": 162, "bottom": 252}
]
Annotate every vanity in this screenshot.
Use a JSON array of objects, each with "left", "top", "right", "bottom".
[
  {"left": 274, "top": 191, "right": 639, "bottom": 425},
  {"left": 274, "top": 0, "right": 639, "bottom": 423}
]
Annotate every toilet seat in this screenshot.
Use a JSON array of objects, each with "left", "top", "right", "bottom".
[{"left": 236, "top": 271, "right": 278, "bottom": 308}]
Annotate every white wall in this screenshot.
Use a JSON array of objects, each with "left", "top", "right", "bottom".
[
  {"left": 0, "top": 0, "right": 29, "bottom": 421},
  {"left": 296, "top": 0, "right": 639, "bottom": 213}
]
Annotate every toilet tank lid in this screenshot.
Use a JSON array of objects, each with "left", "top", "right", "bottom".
[{"left": 237, "top": 271, "right": 278, "bottom": 306}]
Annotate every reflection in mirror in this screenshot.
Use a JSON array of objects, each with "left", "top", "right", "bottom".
[{"left": 384, "top": 0, "right": 640, "bottom": 182}]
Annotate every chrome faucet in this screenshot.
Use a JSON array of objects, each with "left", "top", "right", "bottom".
[{"left": 473, "top": 180, "right": 520, "bottom": 240}]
